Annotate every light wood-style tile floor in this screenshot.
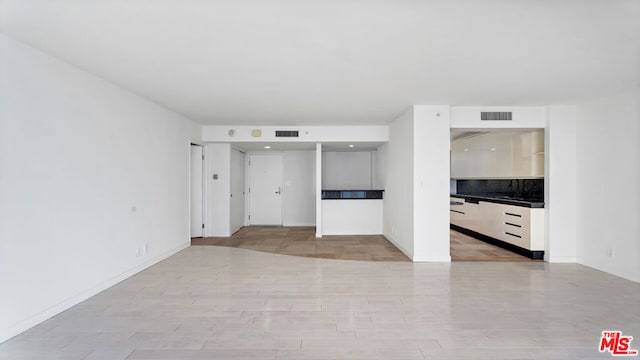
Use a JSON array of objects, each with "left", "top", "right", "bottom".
[
  {"left": 193, "top": 226, "right": 529, "bottom": 263},
  {"left": 1, "top": 246, "right": 638, "bottom": 359},
  {"left": 193, "top": 226, "right": 410, "bottom": 262},
  {"left": 450, "top": 229, "right": 533, "bottom": 262}
]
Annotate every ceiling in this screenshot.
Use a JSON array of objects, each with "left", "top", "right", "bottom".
[{"left": 1, "top": 0, "right": 638, "bottom": 125}]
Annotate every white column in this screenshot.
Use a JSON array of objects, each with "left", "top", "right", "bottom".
[
  {"left": 412, "top": 105, "right": 452, "bottom": 262},
  {"left": 545, "top": 105, "right": 577, "bottom": 262},
  {"left": 315, "top": 143, "right": 322, "bottom": 238}
]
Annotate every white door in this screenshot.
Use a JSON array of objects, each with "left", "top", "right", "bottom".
[
  {"left": 190, "top": 145, "right": 204, "bottom": 237},
  {"left": 249, "top": 154, "right": 283, "bottom": 225}
]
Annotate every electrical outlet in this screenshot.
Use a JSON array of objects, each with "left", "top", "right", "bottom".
[
  {"left": 606, "top": 247, "right": 614, "bottom": 258},
  {"left": 136, "top": 248, "right": 141, "bottom": 257},
  {"left": 143, "top": 243, "right": 148, "bottom": 255}
]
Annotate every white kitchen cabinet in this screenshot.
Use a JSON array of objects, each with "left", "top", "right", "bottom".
[
  {"left": 450, "top": 197, "right": 481, "bottom": 232},
  {"left": 500, "top": 204, "right": 531, "bottom": 250},
  {"left": 497, "top": 203, "right": 544, "bottom": 252},
  {"left": 512, "top": 130, "right": 544, "bottom": 178},
  {"left": 449, "top": 197, "right": 479, "bottom": 231},
  {"left": 478, "top": 201, "right": 503, "bottom": 240},
  {"left": 451, "top": 133, "right": 511, "bottom": 178},
  {"left": 450, "top": 130, "right": 544, "bottom": 179},
  {"left": 450, "top": 198, "right": 544, "bottom": 257},
  {"left": 450, "top": 197, "right": 466, "bottom": 226}
]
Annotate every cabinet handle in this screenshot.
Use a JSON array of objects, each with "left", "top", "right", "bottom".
[
  {"left": 505, "top": 231, "right": 522, "bottom": 238},
  {"left": 505, "top": 212, "right": 522, "bottom": 218},
  {"left": 450, "top": 210, "right": 465, "bottom": 215},
  {"left": 505, "top": 222, "right": 522, "bottom": 228}
]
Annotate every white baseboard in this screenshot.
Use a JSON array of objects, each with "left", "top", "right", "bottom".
[
  {"left": 282, "top": 222, "right": 316, "bottom": 227},
  {"left": 382, "top": 232, "right": 413, "bottom": 259},
  {"left": 546, "top": 256, "right": 577, "bottom": 263},
  {"left": 323, "top": 231, "right": 382, "bottom": 236},
  {"left": 412, "top": 255, "right": 452, "bottom": 262},
  {"left": 0, "top": 241, "right": 190, "bottom": 344}
]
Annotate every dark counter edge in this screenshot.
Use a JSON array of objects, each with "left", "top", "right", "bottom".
[
  {"left": 451, "top": 224, "right": 544, "bottom": 260},
  {"left": 450, "top": 194, "right": 544, "bottom": 208},
  {"left": 322, "top": 190, "right": 384, "bottom": 200}
]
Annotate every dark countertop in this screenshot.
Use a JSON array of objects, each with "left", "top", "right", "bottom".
[
  {"left": 450, "top": 194, "right": 544, "bottom": 208},
  {"left": 322, "top": 190, "right": 384, "bottom": 200}
]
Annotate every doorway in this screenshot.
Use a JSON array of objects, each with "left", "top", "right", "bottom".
[
  {"left": 449, "top": 129, "right": 545, "bottom": 262},
  {"left": 190, "top": 144, "right": 204, "bottom": 238},
  {"left": 248, "top": 154, "right": 283, "bottom": 225}
]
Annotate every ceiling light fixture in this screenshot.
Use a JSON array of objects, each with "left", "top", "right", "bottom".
[
  {"left": 264, "top": 146, "right": 271, "bottom": 149},
  {"left": 349, "top": 144, "right": 354, "bottom": 148}
]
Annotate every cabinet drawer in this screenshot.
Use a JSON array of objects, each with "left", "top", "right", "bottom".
[
  {"left": 502, "top": 228, "right": 530, "bottom": 249},
  {"left": 500, "top": 205, "right": 531, "bottom": 248},
  {"left": 450, "top": 197, "right": 466, "bottom": 226}
]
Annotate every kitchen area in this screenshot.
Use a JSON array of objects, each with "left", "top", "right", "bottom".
[{"left": 449, "top": 129, "right": 545, "bottom": 261}]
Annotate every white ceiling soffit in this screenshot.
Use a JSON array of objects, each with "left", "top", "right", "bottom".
[
  {"left": 233, "top": 142, "right": 316, "bottom": 152},
  {"left": 450, "top": 128, "right": 541, "bottom": 142},
  {"left": 232, "top": 142, "right": 383, "bottom": 152},
  {"left": 1, "top": 0, "right": 638, "bottom": 125}
]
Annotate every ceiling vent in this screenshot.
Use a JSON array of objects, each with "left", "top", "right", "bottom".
[
  {"left": 481, "top": 112, "right": 513, "bottom": 121},
  {"left": 275, "top": 130, "right": 299, "bottom": 137}
]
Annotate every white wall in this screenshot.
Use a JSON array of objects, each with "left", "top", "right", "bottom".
[
  {"left": 207, "top": 148, "right": 316, "bottom": 231},
  {"left": 413, "top": 105, "right": 451, "bottom": 261},
  {"left": 230, "top": 148, "right": 245, "bottom": 234},
  {"left": 322, "top": 151, "right": 373, "bottom": 190},
  {"left": 451, "top": 106, "right": 547, "bottom": 128},
  {"left": 373, "top": 145, "right": 386, "bottom": 189},
  {"left": 0, "top": 34, "right": 199, "bottom": 343},
  {"left": 206, "top": 143, "right": 231, "bottom": 237},
  {"left": 575, "top": 90, "right": 640, "bottom": 282},
  {"left": 545, "top": 106, "right": 577, "bottom": 262},
  {"left": 283, "top": 151, "right": 316, "bottom": 226},
  {"left": 383, "top": 108, "right": 415, "bottom": 258}
]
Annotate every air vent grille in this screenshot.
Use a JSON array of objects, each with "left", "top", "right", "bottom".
[
  {"left": 481, "top": 112, "right": 513, "bottom": 121},
  {"left": 275, "top": 130, "right": 299, "bottom": 137}
]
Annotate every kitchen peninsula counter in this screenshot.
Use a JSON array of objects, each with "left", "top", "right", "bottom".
[{"left": 321, "top": 190, "right": 383, "bottom": 235}]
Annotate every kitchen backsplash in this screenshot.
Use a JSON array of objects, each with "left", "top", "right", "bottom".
[{"left": 455, "top": 179, "right": 544, "bottom": 201}]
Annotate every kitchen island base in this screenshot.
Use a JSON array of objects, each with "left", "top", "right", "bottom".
[{"left": 451, "top": 224, "right": 544, "bottom": 260}]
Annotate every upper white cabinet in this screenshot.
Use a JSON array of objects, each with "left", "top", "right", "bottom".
[
  {"left": 512, "top": 130, "right": 544, "bottom": 178},
  {"left": 451, "top": 130, "right": 544, "bottom": 179}
]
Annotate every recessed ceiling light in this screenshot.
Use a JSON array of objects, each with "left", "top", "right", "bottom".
[
  {"left": 264, "top": 146, "right": 271, "bottom": 149},
  {"left": 464, "top": 148, "right": 469, "bottom": 152},
  {"left": 349, "top": 144, "right": 354, "bottom": 148},
  {"left": 490, "top": 147, "right": 497, "bottom": 151}
]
